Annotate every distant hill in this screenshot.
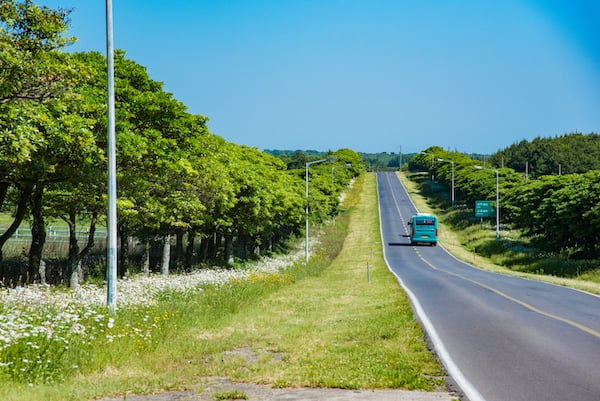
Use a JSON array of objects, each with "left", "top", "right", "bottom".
[{"left": 264, "top": 149, "right": 412, "bottom": 171}]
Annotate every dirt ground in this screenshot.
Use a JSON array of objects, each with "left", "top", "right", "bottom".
[{"left": 96, "top": 376, "right": 458, "bottom": 401}]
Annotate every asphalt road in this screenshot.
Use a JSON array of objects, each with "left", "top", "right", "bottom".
[{"left": 377, "top": 172, "right": 600, "bottom": 401}]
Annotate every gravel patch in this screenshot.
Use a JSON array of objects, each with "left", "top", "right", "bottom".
[{"left": 97, "top": 376, "right": 457, "bottom": 401}]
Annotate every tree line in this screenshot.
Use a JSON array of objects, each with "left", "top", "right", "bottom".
[
  {"left": 0, "top": 1, "right": 365, "bottom": 287},
  {"left": 488, "top": 133, "right": 600, "bottom": 178},
  {"left": 409, "top": 138, "right": 600, "bottom": 258}
]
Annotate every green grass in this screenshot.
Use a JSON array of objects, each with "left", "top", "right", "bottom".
[
  {"left": 160, "top": 173, "right": 444, "bottom": 391},
  {"left": 213, "top": 390, "right": 248, "bottom": 400},
  {"left": 2, "top": 173, "right": 445, "bottom": 401},
  {"left": 398, "top": 172, "right": 600, "bottom": 295}
]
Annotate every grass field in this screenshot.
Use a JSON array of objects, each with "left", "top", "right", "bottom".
[{"left": 1, "top": 172, "right": 447, "bottom": 401}]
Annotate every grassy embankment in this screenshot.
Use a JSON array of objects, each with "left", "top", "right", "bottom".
[
  {"left": 398, "top": 171, "right": 600, "bottom": 295},
  {"left": 4, "top": 172, "right": 447, "bottom": 401}
]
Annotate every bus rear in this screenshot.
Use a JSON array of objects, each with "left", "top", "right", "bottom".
[{"left": 408, "top": 214, "right": 438, "bottom": 246}]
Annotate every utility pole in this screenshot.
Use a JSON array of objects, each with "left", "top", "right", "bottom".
[{"left": 399, "top": 146, "right": 402, "bottom": 171}]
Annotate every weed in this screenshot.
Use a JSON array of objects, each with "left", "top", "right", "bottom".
[{"left": 213, "top": 390, "right": 248, "bottom": 400}]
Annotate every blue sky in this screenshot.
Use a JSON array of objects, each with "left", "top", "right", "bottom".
[{"left": 40, "top": 0, "right": 600, "bottom": 154}]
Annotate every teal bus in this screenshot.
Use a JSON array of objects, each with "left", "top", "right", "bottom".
[{"left": 408, "top": 213, "right": 438, "bottom": 246}]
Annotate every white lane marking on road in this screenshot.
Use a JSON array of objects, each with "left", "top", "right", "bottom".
[
  {"left": 378, "top": 173, "right": 488, "bottom": 401},
  {"left": 387, "top": 172, "right": 600, "bottom": 338},
  {"left": 415, "top": 251, "right": 600, "bottom": 339}
]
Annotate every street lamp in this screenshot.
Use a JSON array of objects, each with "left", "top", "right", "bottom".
[
  {"left": 474, "top": 166, "right": 500, "bottom": 240},
  {"left": 398, "top": 145, "right": 402, "bottom": 171},
  {"left": 420, "top": 151, "right": 435, "bottom": 168},
  {"left": 420, "top": 151, "right": 435, "bottom": 189},
  {"left": 331, "top": 163, "right": 351, "bottom": 185},
  {"left": 437, "top": 158, "right": 455, "bottom": 208},
  {"left": 305, "top": 157, "right": 337, "bottom": 262}
]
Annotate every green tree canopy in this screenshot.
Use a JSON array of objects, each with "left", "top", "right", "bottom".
[{"left": 489, "top": 133, "right": 600, "bottom": 178}]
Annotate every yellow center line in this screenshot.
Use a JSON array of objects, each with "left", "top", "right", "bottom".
[
  {"left": 415, "top": 249, "right": 600, "bottom": 339},
  {"left": 386, "top": 173, "right": 600, "bottom": 340}
]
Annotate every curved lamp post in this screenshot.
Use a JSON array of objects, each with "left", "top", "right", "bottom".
[
  {"left": 331, "top": 163, "right": 351, "bottom": 185},
  {"left": 305, "top": 157, "right": 337, "bottom": 262},
  {"left": 437, "top": 158, "right": 455, "bottom": 208},
  {"left": 474, "top": 166, "right": 500, "bottom": 240},
  {"left": 420, "top": 151, "right": 435, "bottom": 168},
  {"left": 420, "top": 151, "right": 435, "bottom": 188}
]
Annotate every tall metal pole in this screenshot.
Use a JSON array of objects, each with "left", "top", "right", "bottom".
[
  {"left": 474, "top": 166, "right": 500, "bottom": 240},
  {"left": 305, "top": 163, "right": 309, "bottom": 263},
  {"left": 495, "top": 169, "right": 499, "bottom": 240},
  {"left": 106, "top": 0, "right": 117, "bottom": 313},
  {"left": 437, "top": 158, "right": 455, "bottom": 208},
  {"left": 305, "top": 158, "right": 335, "bottom": 262},
  {"left": 420, "top": 151, "right": 435, "bottom": 189},
  {"left": 450, "top": 161, "right": 455, "bottom": 208},
  {"left": 399, "top": 145, "right": 402, "bottom": 171},
  {"left": 331, "top": 163, "right": 351, "bottom": 185}
]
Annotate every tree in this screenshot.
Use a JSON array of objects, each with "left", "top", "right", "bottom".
[
  {"left": 490, "top": 133, "right": 600, "bottom": 178},
  {"left": 503, "top": 172, "right": 600, "bottom": 256},
  {"left": 0, "top": 1, "right": 82, "bottom": 282},
  {"left": 0, "top": 0, "right": 76, "bottom": 103},
  {"left": 0, "top": 85, "right": 100, "bottom": 282}
]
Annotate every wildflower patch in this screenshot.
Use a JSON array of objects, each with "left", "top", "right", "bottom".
[{"left": 0, "top": 251, "right": 302, "bottom": 384}]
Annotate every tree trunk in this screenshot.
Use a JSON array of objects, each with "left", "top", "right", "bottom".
[
  {"left": 224, "top": 235, "right": 234, "bottom": 265},
  {"left": 185, "top": 230, "right": 196, "bottom": 269},
  {"left": 39, "top": 259, "right": 46, "bottom": 284},
  {"left": 70, "top": 259, "right": 82, "bottom": 288},
  {"left": 65, "top": 209, "right": 80, "bottom": 287},
  {"left": 207, "top": 232, "right": 217, "bottom": 260},
  {"left": 0, "top": 182, "right": 8, "bottom": 210},
  {"left": 215, "top": 234, "right": 223, "bottom": 259},
  {"left": 65, "top": 209, "right": 80, "bottom": 286},
  {"left": 0, "top": 182, "right": 9, "bottom": 278},
  {"left": 161, "top": 234, "right": 171, "bottom": 275},
  {"left": 198, "top": 236, "right": 208, "bottom": 262},
  {"left": 62, "top": 210, "right": 98, "bottom": 289},
  {"left": 142, "top": 239, "right": 151, "bottom": 275},
  {"left": 0, "top": 183, "right": 33, "bottom": 280},
  {"left": 28, "top": 184, "right": 46, "bottom": 283},
  {"left": 236, "top": 234, "right": 247, "bottom": 259},
  {"left": 272, "top": 233, "right": 281, "bottom": 250},
  {"left": 119, "top": 224, "right": 129, "bottom": 278},
  {"left": 175, "top": 230, "right": 184, "bottom": 269},
  {"left": 253, "top": 242, "right": 261, "bottom": 256},
  {"left": 265, "top": 236, "right": 273, "bottom": 252}
]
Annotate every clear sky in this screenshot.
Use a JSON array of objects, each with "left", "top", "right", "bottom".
[{"left": 40, "top": 0, "right": 600, "bottom": 154}]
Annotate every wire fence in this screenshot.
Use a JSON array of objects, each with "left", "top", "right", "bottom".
[{"left": 0, "top": 226, "right": 107, "bottom": 242}]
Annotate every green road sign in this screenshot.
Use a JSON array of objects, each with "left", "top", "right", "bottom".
[{"left": 475, "top": 200, "right": 495, "bottom": 217}]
